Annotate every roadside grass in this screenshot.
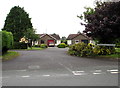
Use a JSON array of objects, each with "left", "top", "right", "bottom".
[
  {"left": 2, "top": 51, "right": 19, "bottom": 61},
  {"left": 12, "top": 47, "right": 45, "bottom": 50}
]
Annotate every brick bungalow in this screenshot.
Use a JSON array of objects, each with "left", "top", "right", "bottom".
[
  {"left": 33, "top": 33, "right": 61, "bottom": 46},
  {"left": 67, "top": 33, "right": 94, "bottom": 45}
]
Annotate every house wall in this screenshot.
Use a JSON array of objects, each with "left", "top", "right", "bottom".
[
  {"left": 38, "top": 35, "right": 55, "bottom": 45},
  {"left": 72, "top": 35, "right": 90, "bottom": 44},
  {"left": 67, "top": 40, "right": 72, "bottom": 45},
  {"left": 55, "top": 40, "right": 61, "bottom": 46}
]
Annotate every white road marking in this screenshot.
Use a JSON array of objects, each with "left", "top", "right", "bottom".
[
  {"left": 95, "top": 70, "right": 102, "bottom": 72},
  {"left": 43, "top": 75, "right": 50, "bottom": 77},
  {"left": 107, "top": 69, "right": 118, "bottom": 72},
  {"left": 21, "top": 75, "right": 30, "bottom": 78},
  {"left": 93, "top": 73, "right": 102, "bottom": 75},
  {"left": 72, "top": 71, "right": 87, "bottom": 76},
  {"left": 110, "top": 72, "right": 119, "bottom": 74}
]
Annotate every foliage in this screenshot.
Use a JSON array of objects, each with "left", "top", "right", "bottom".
[
  {"left": 68, "top": 42, "right": 115, "bottom": 57},
  {"left": 25, "top": 28, "right": 39, "bottom": 41},
  {"left": 1, "top": 31, "right": 13, "bottom": 54},
  {"left": 2, "top": 51, "right": 19, "bottom": 61},
  {"left": 57, "top": 43, "right": 67, "bottom": 48},
  {"left": 2, "top": 6, "right": 33, "bottom": 42},
  {"left": 13, "top": 42, "right": 27, "bottom": 49},
  {"left": 93, "top": 46, "right": 115, "bottom": 55},
  {"left": 78, "top": 1, "right": 120, "bottom": 43},
  {"left": 40, "top": 44, "right": 48, "bottom": 48},
  {"left": 34, "top": 45, "right": 41, "bottom": 47}
]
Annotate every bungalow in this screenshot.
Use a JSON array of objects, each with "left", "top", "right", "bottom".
[
  {"left": 67, "top": 33, "right": 94, "bottom": 45},
  {"left": 33, "top": 33, "right": 61, "bottom": 46}
]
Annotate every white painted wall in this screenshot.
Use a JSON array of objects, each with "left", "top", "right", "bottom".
[
  {"left": 67, "top": 40, "right": 72, "bottom": 45},
  {"left": 55, "top": 40, "right": 61, "bottom": 46}
]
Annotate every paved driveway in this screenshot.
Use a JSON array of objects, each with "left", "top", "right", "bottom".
[{"left": 2, "top": 47, "right": 119, "bottom": 86}]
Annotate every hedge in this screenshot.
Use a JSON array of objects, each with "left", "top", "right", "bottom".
[
  {"left": 57, "top": 43, "right": 67, "bottom": 48},
  {"left": 1, "top": 31, "right": 13, "bottom": 54},
  {"left": 13, "top": 42, "right": 28, "bottom": 49}
]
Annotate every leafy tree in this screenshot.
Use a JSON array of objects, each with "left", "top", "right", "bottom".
[
  {"left": 78, "top": 1, "right": 120, "bottom": 44},
  {"left": 2, "top": 6, "right": 33, "bottom": 42}
]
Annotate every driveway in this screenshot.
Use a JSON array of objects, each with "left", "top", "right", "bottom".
[{"left": 2, "top": 47, "right": 119, "bottom": 86}]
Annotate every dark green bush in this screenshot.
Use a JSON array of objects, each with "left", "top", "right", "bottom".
[
  {"left": 34, "top": 45, "right": 40, "bottom": 47},
  {"left": 40, "top": 44, "right": 48, "bottom": 48},
  {"left": 13, "top": 42, "right": 27, "bottom": 49},
  {"left": 1, "top": 31, "right": 13, "bottom": 54},
  {"left": 57, "top": 43, "right": 67, "bottom": 48}
]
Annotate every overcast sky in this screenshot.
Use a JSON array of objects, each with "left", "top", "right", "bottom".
[{"left": 0, "top": 0, "right": 96, "bottom": 37}]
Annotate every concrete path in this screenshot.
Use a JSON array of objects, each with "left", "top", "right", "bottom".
[{"left": 2, "top": 47, "right": 119, "bottom": 86}]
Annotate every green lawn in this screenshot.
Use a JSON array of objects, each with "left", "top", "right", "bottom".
[
  {"left": 12, "top": 47, "right": 45, "bottom": 50},
  {"left": 2, "top": 51, "right": 19, "bottom": 61},
  {"left": 27, "top": 47, "right": 44, "bottom": 50}
]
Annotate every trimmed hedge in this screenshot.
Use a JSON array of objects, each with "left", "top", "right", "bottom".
[
  {"left": 1, "top": 31, "right": 13, "bottom": 54},
  {"left": 57, "top": 43, "right": 67, "bottom": 48},
  {"left": 40, "top": 44, "right": 48, "bottom": 48},
  {"left": 13, "top": 42, "right": 28, "bottom": 49}
]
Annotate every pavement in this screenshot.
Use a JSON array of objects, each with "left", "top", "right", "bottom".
[{"left": 2, "top": 47, "right": 119, "bottom": 86}]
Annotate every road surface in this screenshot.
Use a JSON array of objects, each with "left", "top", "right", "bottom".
[{"left": 2, "top": 47, "right": 119, "bottom": 86}]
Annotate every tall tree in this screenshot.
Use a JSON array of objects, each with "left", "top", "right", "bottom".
[
  {"left": 2, "top": 6, "right": 33, "bottom": 42},
  {"left": 78, "top": 1, "right": 120, "bottom": 44}
]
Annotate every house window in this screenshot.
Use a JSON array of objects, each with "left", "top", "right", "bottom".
[
  {"left": 41, "top": 40, "right": 44, "bottom": 44},
  {"left": 75, "top": 40, "right": 79, "bottom": 44},
  {"left": 81, "top": 40, "right": 88, "bottom": 44}
]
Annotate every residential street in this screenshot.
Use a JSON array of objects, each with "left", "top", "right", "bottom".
[{"left": 2, "top": 47, "right": 119, "bottom": 86}]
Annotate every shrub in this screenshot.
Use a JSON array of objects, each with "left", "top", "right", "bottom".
[
  {"left": 34, "top": 45, "right": 40, "bottom": 47},
  {"left": 68, "top": 42, "right": 92, "bottom": 56},
  {"left": 1, "top": 31, "right": 13, "bottom": 54},
  {"left": 93, "top": 46, "right": 115, "bottom": 55},
  {"left": 68, "top": 42, "right": 115, "bottom": 57},
  {"left": 40, "top": 44, "right": 48, "bottom": 48},
  {"left": 13, "top": 42, "right": 27, "bottom": 49},
  {"left": 57, "top": 43, "right": 67, "bottom": 48}
]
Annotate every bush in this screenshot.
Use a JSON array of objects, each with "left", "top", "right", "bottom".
[
  {"left": 68, "top": 42, "right": 115, "bottom": 57},
  {"left": 40, "top": 44, "right": 48, "bottom": 48},
  {"left": 93, "top": 46, "right": 115, "bottom": 55},
  {"left": 13, "top": 42, "right": 27, "bottom": 49},
  {"left": 57, "top": 43, "right": 67, "bottom": 48},
  {"left": 1, "top": 31, "right": 13, "bottom": 54},
  {"left": 34, "top": 45, "right": 40, "bottom": 47}
]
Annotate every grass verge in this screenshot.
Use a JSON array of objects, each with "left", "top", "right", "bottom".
[
  {"left": 12, "top": 47, "right": 45, "bottom": 50},
  {"left": 2, "top": 51, "right": 19, "bottom": 61}
]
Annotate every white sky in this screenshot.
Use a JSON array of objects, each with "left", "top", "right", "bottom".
[{"left": 0, "top": 0, "right": 95, "bottom": 38}]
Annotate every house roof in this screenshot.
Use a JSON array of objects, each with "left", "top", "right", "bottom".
[
  {"left": 67, "top": 33, "right": 91, "bottom": 40},
  {"left": 37, "top": 34, "right": 60, "bottom": 40},
  {"left": 50, "top": 34, "right": 60, "bottom": 40}
]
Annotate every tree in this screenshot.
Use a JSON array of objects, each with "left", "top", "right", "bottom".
[
  {"left": 2, "top": 6, "right": 33, "bottom": 42},
  {"left": 78, "top": 1, "right": 120, "bottom": 44}
]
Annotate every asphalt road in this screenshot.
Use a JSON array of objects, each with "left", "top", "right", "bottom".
[{"left": 2, "top": 47, "right": 119, "bottom": 86}]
